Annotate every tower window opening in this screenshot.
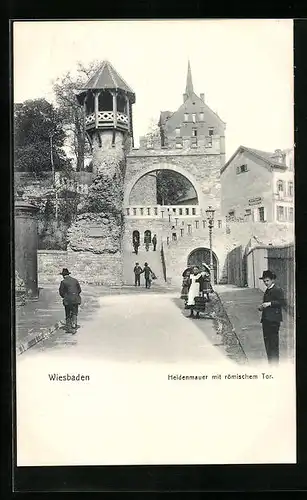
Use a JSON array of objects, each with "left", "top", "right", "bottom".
[
  {"left": 86, "top": 92, "right": 95, "bottom": 114},
  {"left": 98, "top": 90, "right": 113, "bottom": 112},
  {"left": 117, "top": 93, "right": 127, "bottom": 113}
]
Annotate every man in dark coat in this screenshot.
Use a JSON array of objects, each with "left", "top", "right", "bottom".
[
  {"left": 258, "top": 270, "right": 286, "bottom": 364},
  {"left": 143, "top": 262, "right": 154, "bottom": 289},
  {"left": 133, "top": 236, "right": 139, "bottom": 255},
  {"left": 59, "top": 268, "right": 82, "bottom": 334},
  {"left": 152, "top": 234, "right": 157, "bottom": 251},
  {"left": 133, "top": 262, "right": 143, "bottom": 287}
]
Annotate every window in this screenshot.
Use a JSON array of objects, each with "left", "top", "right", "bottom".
[
  {"left": 126, "top": 208, "right": 130, "bottom": 215},
  {"left": 208, "top": 127, "right": 214, "bottom": 136},
  {"left": 202, "top": 220, "right": 206, "bottom": 228},
  {"left": 207, "top": 136, "right": 212, "bottom": 147},
  {"left": 218, "top": 220, "right": 222, "bottom": 228},
  {"left": 175, "top": 128, "right": 180, "bottom": 137},
  {"left": 184, "top": 113, "right": 189, "bottom": 121},
  {"left": 258, "top": 207, "right": 265, "bottom": 222},
  {"left": 236, "top": 164, "right": 248, "bottom": 174},
  {"left": 179, "top": 208, "right": 183, "bottom": 215},
  {"left": 187, "top": 224, "right": 192, "bottom": 234},
  {"left": 133, "top": 208, "right": 137, "bottom": 216},
  {"left": 147, "top": 208, "right": 151, "bottom": 215},
  {"left": 228, "top": 210, "right": 235, "bottom": 218},
  {"left": 277, "top": 180, "right": 284, "bottom": 192},
  {"left": 185, "top": 208, "right": 189, "bottom": 215},
  {"left": 245, "top": 209, "right": 252, "bottom": 216},
  {"left": 192, "top": 113, "right": 196, "bottom": 123},
  {"left": 288, "top": 181, "right": 294, "bottom": 197},
  {"left": 140, "top": 207, "right": 144, "bottom": 215},
  {"left": 277, "top": 205, "right": 285, "bottom": 221},
  {"left": 172, "top": 233, "right": 177, "bottom": 241},
  {"left": 180, "top": 228, "right": 184, "bottom": 237},
  {"left": 154, "top": 207, "right": 158, "bottom": 215},
  {"left": 195, "top": 220, "right": 199, "bottom": 229},
  {"left": 289, "top": 207, "right": 294, "bottom": 222},
  {"left": 192, "top": 208, "right": 196, "bottom": 215},
  {"left": 172, "top": 208, "right": 176, "bottom": 214},
  {"left": 192, "top": 129, "right": 197, "bottom": 137},
  {"left": 199, "top": 112, "right": 204, "bottom": 121}
]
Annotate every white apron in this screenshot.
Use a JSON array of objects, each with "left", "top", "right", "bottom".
[{"left": 187, "top": 273, "right": 202, "bottom": 306}]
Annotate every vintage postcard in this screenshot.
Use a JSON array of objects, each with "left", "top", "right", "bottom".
[{"left": 13, "top": 19, "right": 295, "bottom": 468}]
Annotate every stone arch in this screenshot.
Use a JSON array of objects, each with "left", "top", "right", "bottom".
[
  {"left": 187, "top": 247, "right": 219, "bottom": 284},
  {"left": 124, "top": 162, "right": 205, "bottom": 207}
]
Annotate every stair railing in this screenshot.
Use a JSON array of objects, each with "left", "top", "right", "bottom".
[{"left": 160, "top": 243, "right": 167, "bottom": 282}]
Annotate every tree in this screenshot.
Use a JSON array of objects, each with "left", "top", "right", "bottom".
[
  {"left": 52, "top": 60, "right": 101, "bottom": 171},
  {"left": 14, "top": 98, "right": 71, "bottom": 175},
  {"left": 156, "top": 170, "right": 192, "bottom": 205}
]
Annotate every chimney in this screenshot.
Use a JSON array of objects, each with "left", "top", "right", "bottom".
[{"left": 200, "top": 93, "right": 205, "bottom": 101}]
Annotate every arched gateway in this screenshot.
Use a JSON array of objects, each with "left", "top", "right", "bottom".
[
  {"left": 124, "top": 162, "right": 204, "bottom": 208},
  {"left": 187, "top": 247, "right": 219, "bottom": 284}
]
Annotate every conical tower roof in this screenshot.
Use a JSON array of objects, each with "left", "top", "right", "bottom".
[{"left": 76, "top": 60, "right": 135, "bottom": 103}]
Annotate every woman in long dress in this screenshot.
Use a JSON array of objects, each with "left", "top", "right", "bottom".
[{"left": 187, "top": 266, "right": 206, "bottom": 317}]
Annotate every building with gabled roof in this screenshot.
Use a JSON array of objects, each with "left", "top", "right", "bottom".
[{"left": 220, "top": 145, "right": 294, "bottom": 223}]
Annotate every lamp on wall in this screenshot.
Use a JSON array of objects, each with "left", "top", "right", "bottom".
[{"left": 205, "top": 206, "right": 215, "bottom": 284}]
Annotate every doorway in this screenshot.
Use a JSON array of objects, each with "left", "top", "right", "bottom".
[
  {"left": 144, "top": 230, "right": 152, "bottom": 243},
  {"left": 187, "top": 247, "right": 218, "bottom": 284},
  {"left": 132, "top": 230, "right": 140, "bottom": 246}
]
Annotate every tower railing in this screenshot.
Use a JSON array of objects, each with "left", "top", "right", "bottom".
[{"left": 85, "top": 111, "right": 129, "bottom": 130}]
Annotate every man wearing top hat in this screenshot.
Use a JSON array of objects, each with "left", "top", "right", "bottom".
[
  {"left": 258, "top": 270, "right": 286, "bottom": 364},
  {"left": 59, "top": 268, "right": 82, "bottom": 334}
]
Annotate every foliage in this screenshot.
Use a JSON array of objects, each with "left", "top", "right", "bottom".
[
  {"left": 14, "top": 98, "right": 71, "bottom": 175},
  {"left": 156, "top": 170, "right": 192, "bottom": 205},
  {"left": 52, "top": 60, "right": 101, "bottom": 171}
]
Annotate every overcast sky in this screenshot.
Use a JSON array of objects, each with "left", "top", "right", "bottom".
[{"left": 13, "top": 19, "right": 293, "bottom": 160}]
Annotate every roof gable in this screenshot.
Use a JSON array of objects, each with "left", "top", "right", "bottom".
[
  {"left": 163, "top": 93, "right": 225, "bottom": 132},
  {"left": 221, "top": 146, "right": 288, "bottom": 174}
]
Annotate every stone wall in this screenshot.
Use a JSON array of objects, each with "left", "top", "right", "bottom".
[
  {"left": 128, "top": 172, "right": 157, "bottom": 205},
  {"left": 37, "top": 249, "right": 122, "bottom": 286},
  {"left": 37, "top": 250, "right": 68, "bottom": 284}
]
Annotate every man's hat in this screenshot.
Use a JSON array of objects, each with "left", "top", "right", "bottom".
[
  {"left": 259, "top": 270, "right": 276, "bottom": 280},
  {"left": 60, "top": 268, "right": 70, "bottom": 276}
]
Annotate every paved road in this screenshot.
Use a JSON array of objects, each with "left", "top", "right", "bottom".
[{"left": 22, "top": 291, "right": 232, "bottom": 364}]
